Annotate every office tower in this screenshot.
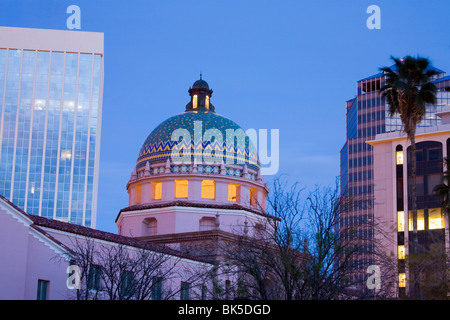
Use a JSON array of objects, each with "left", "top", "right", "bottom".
[
  {"left": 0, "top": 27, "right": 104, "bottom": 228},
  {"left": 368, "top": 75, "right": 450, "bottom": 297},
  {"left": 339, "top": 64, "right": 447, "bottom": 288}
]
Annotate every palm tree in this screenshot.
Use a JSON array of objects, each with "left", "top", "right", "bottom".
[{"left": 379, "top": 55, "right": 438, "bottom": 296}]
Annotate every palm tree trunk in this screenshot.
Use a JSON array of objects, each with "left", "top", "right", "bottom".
[{"left": 409, "top": 130, "right": 419, "bottom": 298}]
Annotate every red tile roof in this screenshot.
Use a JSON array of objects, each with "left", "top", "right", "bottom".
[
  {"left": 117, "top": 200, "right": 280, "bottom": 222},
  {"left": 0, "top": 193, "right": 211, "bottom": 264},
  {"left": 27, "top": 213, "right": 211, "bottom": 263}
]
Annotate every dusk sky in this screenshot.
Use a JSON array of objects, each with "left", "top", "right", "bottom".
[{"left": 1, "top": 0, "right": 449, "bottom": 233}]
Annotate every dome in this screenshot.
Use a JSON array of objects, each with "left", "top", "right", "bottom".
[
  {"left": 192, "top": 79, "right": 209, "bottom": 90},
  {"left": 191, "top": 73, "right": 210, "bottom": 90},
  {"left": 135, "top": 77, "right": 259, "bottom": 174},
  {"left": 136, "top": 111, "right": 259, "bottom": 171}
]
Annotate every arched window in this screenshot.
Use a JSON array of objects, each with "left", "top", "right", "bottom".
[
  {"left": 142, "top": 217, "right": 157, "bottom": 236},
  {"left": 228, "top": 183, "right": 240, "bottom": 202},
  {"left": 193, "top": 95, "right": 198, "bottom": 109},
  {"left": 201, "top": 180, "right": 215, "bottom": 199},
  {"left": 199, "top": 216, "right": 216, "bottom": 231},
  {"left": 175, "top": 179, "right": 188, "bottom": 198},
  {"left": 396, "top": 146, "right": 404, "bottom": 165},
  {"left": 205, "top": 95, "right": 210, "bottom": 110}
]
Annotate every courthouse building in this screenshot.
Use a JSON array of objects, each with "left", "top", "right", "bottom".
[{"left": 0, "top": 76, "right": 275, "bottom": 299}]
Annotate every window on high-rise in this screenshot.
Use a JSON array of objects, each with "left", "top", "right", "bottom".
[
  {"left": 398, "top": 245, "right": 405, "bottom": 259},
  {"left": 399, "top": 273, "right": 406, "bottom": 288},
  {"left": 397, "top": 211, "right": 405, "bottom": 232},
  {"left": 396, "top": 151, "right": 404, "bottom": 165},
  {"left": 175, "top": 179, "right": 188, "bottom": 198},
  {"left": 408, "top": 210, "right": 425, "bottom": 231},
  {"left": 427, "top": 173, "right": 441, "bottom": 196},
  {"left": 428, "top": 208, "right": 445, "bottom": 230}
]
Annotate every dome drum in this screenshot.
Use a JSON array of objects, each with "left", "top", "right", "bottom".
[
  {"left": 126, "top": 172, "right": 268, "bottom": 214},
  {"left": 131, "top": 159, "right": 262, "bottom": 182}
]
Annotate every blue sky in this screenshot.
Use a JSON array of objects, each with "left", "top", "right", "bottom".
[{"left": 1, "top": 0, "right": 449, "bottom": 233}]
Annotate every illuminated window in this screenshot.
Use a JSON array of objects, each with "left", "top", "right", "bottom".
[
  {"left": 61, "top": 149, "right": 72, "bottom": 161},
  {"left": 250, "top": 188, "right": 258, "bottom": 207},
  {"left": 398, "top": 273, "right": 406, "bottom": 288},
  {"left": 397, "top": 211, "right": 404, "bottom": 232},
  {"left": 205, "top": 95, "right": 210, "bottom": 109},
  {"left": 193, "top": 95, "right": 198, "bottom": 109},
  {"left": 201, "top": 180, "right": 215, "bottom": 199},
  {"left": 135, "top": 185, "right": 142, "bottom": 204},
  {"left": 153, "top": 181, "right": 162, "bottom": 200},
  {"left": 428, "top": 208, "right": 445, "bottom": 230},
  {"left": 396, "top": 151, "right": 404, "bottom": 165},
  {"left": 398, "top": 245, "right": 405, "bottom": 259},
  {"left": 408, "top": 210, "right": 425, "bottom": 231},
  {"left": 175, "top": 179, "right": 188, "bottom": 198},
  {"left": 228, "top": 183, "right": 240, "bottom": 202}
]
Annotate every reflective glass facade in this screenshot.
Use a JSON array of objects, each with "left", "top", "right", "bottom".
[
  {"left": 0, "top": 48, "right": 103, "bottom": 227},
  {"left": 339, "top": 67, "right": 449, "bottom": 287}
]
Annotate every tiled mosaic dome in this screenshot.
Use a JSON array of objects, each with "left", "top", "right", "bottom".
[{"left": 136, "top": 78, "right": 259, "bottom": 171}]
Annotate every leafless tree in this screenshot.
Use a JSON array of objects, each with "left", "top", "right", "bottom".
[
  {"left": 63, "top": 236, "right": 206, "bottom": 300},
  {"left": 214, "top": 177, "right": 390, "bottom": 300}
]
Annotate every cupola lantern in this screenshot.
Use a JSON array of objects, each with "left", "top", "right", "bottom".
[{"left": 186, "top": 74, "right": 215, "bottom": 112}]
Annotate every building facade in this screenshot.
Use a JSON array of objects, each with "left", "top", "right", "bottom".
[
  {"left": 368, "top": 95, "right": 450, "bottom": 298},
  {"left": 0, "top": 77, "right": 275, "bottom": 300},
  {"left": 0, "top": 193, "right": 211, "bottom": 300},
  {"left": 117, "top": 77, "right": 275, "bottom": 263},
  {"left": 0, "top": 27, "right": 104, "bottom": 228},
  {"left": 339, "top": 65, "right": 448, "bottom": 287}
]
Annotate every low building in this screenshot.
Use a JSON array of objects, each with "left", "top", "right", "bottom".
[{"left": 0, "top": 193, "right": 212, "bottom": 300}]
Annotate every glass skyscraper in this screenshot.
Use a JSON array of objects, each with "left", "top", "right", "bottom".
[
  {"left": 339, "top": 64, "right": 448, "bottom": 287},
  {"left": 0, "top": 27, "right": 103, "bottom": 228}
]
